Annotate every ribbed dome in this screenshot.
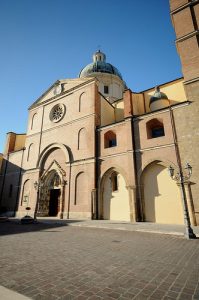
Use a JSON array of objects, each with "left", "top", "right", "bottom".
[
  {"left": 79, "top": 50, "right": 123, "bottom": 80},
  {"left": 150, "top": 86, "right": 168, "bottom": 106}
]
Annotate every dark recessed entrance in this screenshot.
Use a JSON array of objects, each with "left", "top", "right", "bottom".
[{"left": 49, "top": 189, "right": 60, "bottom": 216}]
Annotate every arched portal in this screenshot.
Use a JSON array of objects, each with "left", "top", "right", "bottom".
[
  {"left": 100, "top": 169, "right": 130, "bottom": 221},
  {"left": 38, "top": 170, "right": 62, "bottom": 217},
  {"left": 141, "top": 161, "right": 184, "bottom": 224}
]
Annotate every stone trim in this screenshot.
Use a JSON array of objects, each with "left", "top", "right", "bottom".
[
  {"left": 175, "top": 30, "right": 199, "bottom": 43},
  {"left": 135, "top": 143, "right": 175, "bottom": 153},
  {"left": 184, "top": 77, "right": 199, "bottom": 85},
  {"left": 26, "top": 113, "right": 95, "bottom": 138},
  {"left": 170, "top": 0, "right": 199, "bottom": 15},
  {"left": 133, "top": 101, "right": 190, "bottom": 120},
  {"left": 29, "top": 78, "right": 96, "bottom": 110}
]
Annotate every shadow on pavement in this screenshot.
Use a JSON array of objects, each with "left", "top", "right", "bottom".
[{"left": 0, "top": 219, "right": 83, "bottom": 236}]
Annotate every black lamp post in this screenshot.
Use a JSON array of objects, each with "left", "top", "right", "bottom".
[
  {"left": 168, "top": 163, "right": 196, "bottom": 239},
  {"left": 33, "top": 180, "right": 43, "bottom": 221}
]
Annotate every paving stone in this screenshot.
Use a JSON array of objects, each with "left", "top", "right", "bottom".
[{"left": 0, "top": 222, "right": 199, "bottom": 300}]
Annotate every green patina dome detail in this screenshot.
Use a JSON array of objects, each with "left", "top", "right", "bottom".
[
  {"left": 79, "top": 50, "right": 123, "bottom": 80},
  {"left": 150, "top": 86, "right": 168, "bottom": 106}
]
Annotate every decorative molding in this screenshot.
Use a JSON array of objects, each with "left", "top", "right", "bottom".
[
  {"left": 184, "top": 77, "right": 199, "bottom": 85},
  {"left": 175, "top": 30, "right": 199, "bottom": 43},
  {"left": 41, "top": 159, "right": 66, "bottom": 180},
  {"left": 170, "top": 0, "right": 199, "bottom": 15}
]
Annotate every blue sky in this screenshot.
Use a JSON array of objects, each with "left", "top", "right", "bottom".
[{"left": 0, "top": 0, "right": 182, "bottom": 153}]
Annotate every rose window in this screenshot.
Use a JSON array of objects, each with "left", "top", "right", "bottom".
[{"left": 50, "top": 104, "right": 66, "bottom": 123}]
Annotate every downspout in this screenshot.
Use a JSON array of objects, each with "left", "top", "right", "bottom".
[
  {"left": 67, "top": 161, "right": 72, "bottom": 219},
  {"left": 0, "top": 153, "right": 9, "bottom": 209},
  {"left": 95, "top": 128, "right": 99, "bottom": 219},
  {"left": 131, "top": 117, "right": 140, "bottom": 221},
  {"left": 169, "top": 105, "right": 182, "bottom": 171},
  {"left": 14, "top": 147, "right": 25, "bottom": 215}
]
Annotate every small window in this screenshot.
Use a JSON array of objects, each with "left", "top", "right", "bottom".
[
  {"left": 104, "top": 131, "right": 117, "bottom": 148},
  {"left": 146, "top": 118, "right": 165, "bottom": 139},
  {"left": 104, "top": 85, "right": 109, "bottom": 94},
  {"left": 111, "top": 172, "right": 118, "bottom": 191},
  {"left": 151, "top": 127, "right": 165, "bottom": 138},
  {"left": 9, "top": 184, "right": 13, "bottom": 197},
  {"left": 109, "top": 139, "right": 117, "bottom": 147}
]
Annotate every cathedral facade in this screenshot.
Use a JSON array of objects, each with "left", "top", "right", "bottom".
[{"left": 0, "top": 0, "right": 199, "bottom": 225}]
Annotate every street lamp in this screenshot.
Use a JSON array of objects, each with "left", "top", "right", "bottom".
[
  {"left": 168, "top": 163, "right": 196, "bottom": 239},
  {"left": 33, "top": 180, "right": 43, "bottom": 221}
]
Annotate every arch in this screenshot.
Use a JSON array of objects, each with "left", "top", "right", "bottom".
[
  {"left": 137, "top": 158, "right": 178, "bottom": 184},
  {"left": 37, "top": 143, "right": 73, "bottom": 168},
  {"left": 100, "top": 165, "right": 129, "bottom": 187},
  {"left": 27, "top": 143, "right": 34, "bottom": 161},
  {"left": 31, "top": 113, "right": 37, "bottom": 130},
  {"left": 37, "top": 170, "right": 62, "bottom": 217},
  {"left": 146, "top": 118, "right": 165, "bottom": 139},
  {"left": 44, "top": 170, "right": 62, "bottom": 189},
  {"left": 99, "top": 167, "right": 130, "bottom": 221},
  {"left": 104, "top": 130, "right": 117, "bottom": 148},
  {"left": 79, "top": 92, "right": 86, "bottom": 112},
  {"left": 21, "top": 179, "right": 30, "bottom": 206},
  {"left": 78, "top": 128, "right": 86, "bottom": 150},
  {"left": 140, "top": 161, "right": 184, "bottom": 224}
]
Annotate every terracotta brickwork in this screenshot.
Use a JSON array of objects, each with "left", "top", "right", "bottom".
[
  {"left": 170, "top": 0, "right": 199, "bottom": 224},
  {"left": 170, "top": 0, "right": 189, "bottom": 11}
]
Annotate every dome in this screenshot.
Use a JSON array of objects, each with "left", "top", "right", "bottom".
[
  {"left": 79, "top": 50, "right": 123, "bottom": 80},
  {"left": 149, "top": 86, "right": 168, "bottom": 107}
]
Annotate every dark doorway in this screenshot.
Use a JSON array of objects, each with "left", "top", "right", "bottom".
[{"left": 49, "top": 189, "right": 60, "bottom": 216}]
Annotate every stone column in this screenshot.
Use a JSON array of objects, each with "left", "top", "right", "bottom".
[{"left": 126, "top": 185, "right": 136, "bottom": 222}]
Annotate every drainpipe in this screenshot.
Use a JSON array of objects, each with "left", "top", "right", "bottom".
[
  {"left": 0, "top": 153, "right": 9, "bottom": 210},
  {"left": 67, "top": 161, "right": 72, "bottom": 219},
  {"left": 131, "top": 117, "right": 141, "bottom": 221},
  {"left": 169, "top": 105, "right": 182, "bottom": 170},
  {"left": 95, "top": 128, "right": 99, "bottom": 219},
  {"left": 14, "top": 147, "right": 25, "bottom": 215}
]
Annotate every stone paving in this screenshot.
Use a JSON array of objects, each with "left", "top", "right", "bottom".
[{"left": 0, "top": 221, "right": 199, "bottom": 300}]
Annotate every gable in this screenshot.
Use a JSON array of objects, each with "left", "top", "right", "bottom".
[{"left": 29, "top": 78, "right": 95, "bottom": 109}]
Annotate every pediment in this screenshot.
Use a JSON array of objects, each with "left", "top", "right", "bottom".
[
  {"left": 29, "top": 78, "right": 95, "bottom": 109},
  {"left": 41, "top": 159, "right": 66, "bottom": 180}
]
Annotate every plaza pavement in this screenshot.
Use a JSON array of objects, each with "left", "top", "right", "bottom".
[{"left": 0, "top": 219, "right": 199, "bottom": 300}]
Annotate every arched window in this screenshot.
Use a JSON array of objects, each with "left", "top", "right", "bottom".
[
  {"left": 111, "top": 172, "right": 118, "bottom": 191},
  {"left": 78, "top": 128, "right": 86, "bottom": 150},
  {"left": 74, "top": 172, "right": 87, "bottom": 205},
  {"left": 27, "top": 143, "right": 33, "bottom": 161},
  {"left": 146, "top": 118, "right": 165, "bottom": 139},
  {"left": 79, "top": 92, "right": 86, "bottom": 112},
  {"left": 31, "top": 113, "right": 37, "bottom": 130},
  {"left": 104, "top": 131, "right": 117, "bottom": 148}
]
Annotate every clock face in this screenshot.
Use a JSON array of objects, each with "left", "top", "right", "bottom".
[{"left": 53, "top": 85, "right": 62, "bottom": 95}]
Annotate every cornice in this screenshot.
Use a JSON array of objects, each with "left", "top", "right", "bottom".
[
  {"left": 29, "top": 78, "right": 96, "bottom": 110},
  {"left": 175, "top": 30, "right": 199, "bottom": 43},
  {"left": 170, "top": 0, "right": 199, "bottom": 15}
]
